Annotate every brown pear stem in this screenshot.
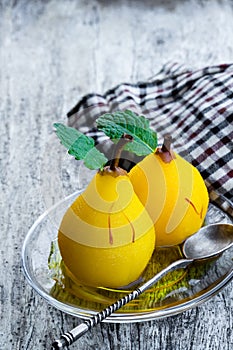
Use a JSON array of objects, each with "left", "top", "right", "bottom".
[
  {"left": 156, "top": 134, "right": 175, "bottom": 163},
  {"left": 109, "top": 134, "right": 133, "bottom": 170},
  {"left": 161, "top": 134, "right": 173, "bottom": 153}
]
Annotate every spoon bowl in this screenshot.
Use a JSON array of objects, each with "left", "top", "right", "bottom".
[{"left": 183, "top": 223, "right": 233, "bottom": 260}]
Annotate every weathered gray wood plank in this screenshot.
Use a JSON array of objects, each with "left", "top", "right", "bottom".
[{"left": 0, "top": 1, "right": 232, "bottom": 349}]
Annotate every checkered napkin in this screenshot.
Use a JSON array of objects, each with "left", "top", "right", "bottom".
[{"left": 67, "top": 63, "right": 233, "bottom": 218}]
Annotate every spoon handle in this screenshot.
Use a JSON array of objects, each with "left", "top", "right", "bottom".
[{"left": 51, "top": 258, "right": 192, "bottom": 349}]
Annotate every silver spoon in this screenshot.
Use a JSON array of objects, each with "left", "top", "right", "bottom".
[{"left": 52, "top": 223, "right": 233, "bottom": 349}]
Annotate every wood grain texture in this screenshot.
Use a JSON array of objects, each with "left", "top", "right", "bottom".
[{"left": 0, "top": 0, "right": 232, "bottom": 349}]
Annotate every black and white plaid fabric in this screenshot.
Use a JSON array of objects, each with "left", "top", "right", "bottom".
[{"left": 67, "top": 62, "right": 233, "bottom": 217}]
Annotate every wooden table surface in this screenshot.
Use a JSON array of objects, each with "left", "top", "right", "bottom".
[{"left": 1, "top": 1, "right": 232, "bottom": 349}]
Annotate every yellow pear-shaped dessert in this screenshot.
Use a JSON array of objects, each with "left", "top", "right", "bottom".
[
  {"left": 58, "top": 165, "right": 155, "bottom": 288},
  {"left": 129, "top": 136, "right": 209, "bottom": 246}
]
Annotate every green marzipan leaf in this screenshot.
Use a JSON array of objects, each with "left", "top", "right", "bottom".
[
  {"left": 54, "top": 123, "right": 108, "bottom": 170},
  {"left": 84, "top": 147, "right": 108, "bottom": 170},
  {"left": 124, "top": 141, "right": 152, "bottom": 156},
  {"left": 54, "top": 123, "right": 92, "bottom": 150},
  {"left": 68, "top": 136, "right": 95, "bottom": 160},
  {"left": 96, "top": 110, "right": 157, "bottom": 156}
]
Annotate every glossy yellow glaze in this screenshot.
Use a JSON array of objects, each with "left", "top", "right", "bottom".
[
  {"left": 58, "top": 169, "right": 155, "bottom": 287},
  {"left": 129, "top": 152, "right": 209, "bottom": 246}
]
